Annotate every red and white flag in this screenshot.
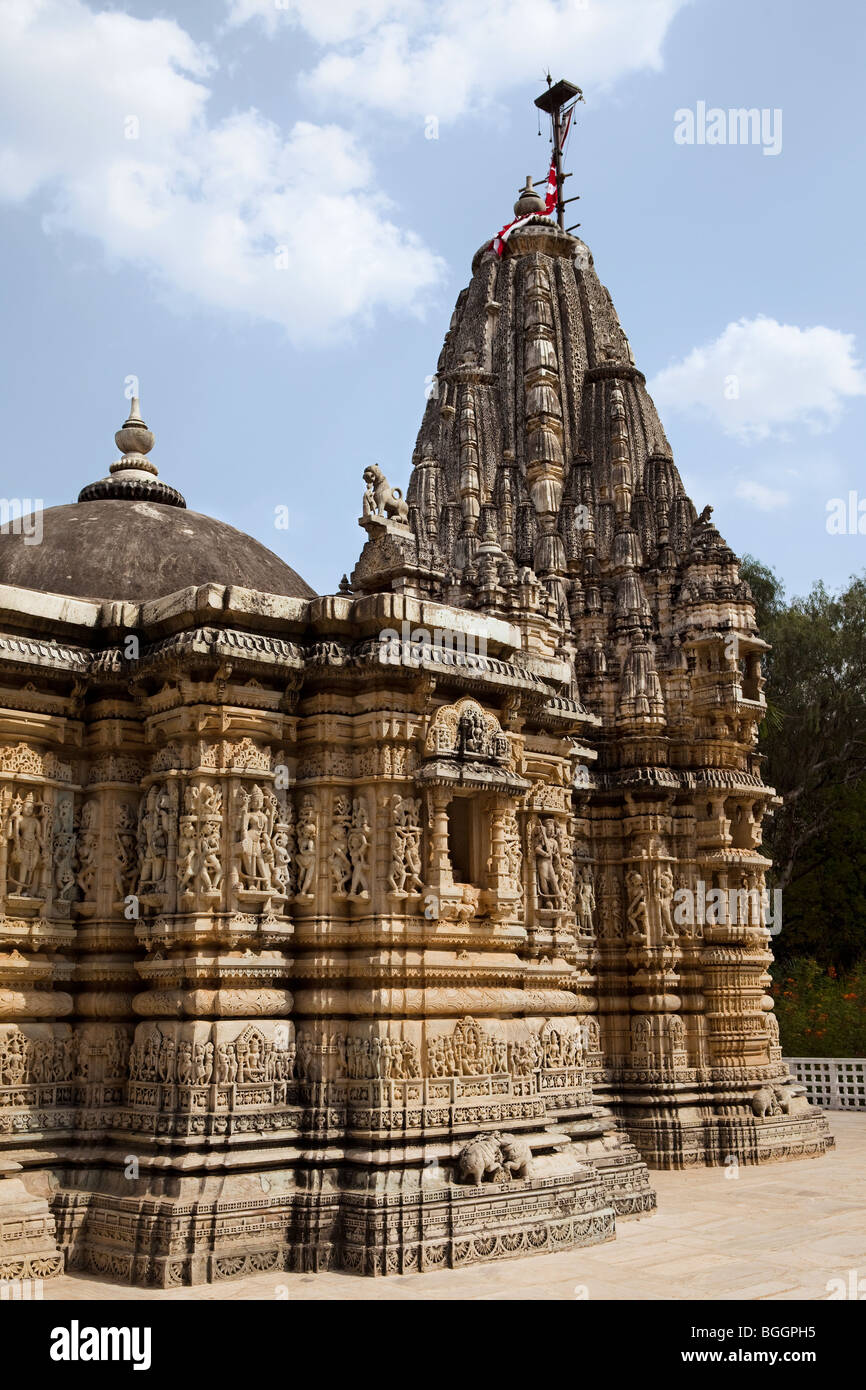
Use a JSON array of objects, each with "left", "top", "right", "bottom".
[
  {"left": 491, "top": 154, "right": 558, "bottom": 258},
  {"left": 542, "top": 159, "right": 558, "bottom": 214}
]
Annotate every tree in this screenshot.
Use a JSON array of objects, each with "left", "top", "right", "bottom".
[{"left": 741, "top": 557, "right": 866, "bottom": 968}]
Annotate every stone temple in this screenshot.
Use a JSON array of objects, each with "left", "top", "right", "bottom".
[{"left": 0, "top": 167, "right": 832, "bottom": 1288}]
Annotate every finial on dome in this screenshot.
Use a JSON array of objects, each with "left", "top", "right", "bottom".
[
  {"left": 77, "top": 390, "right": 186, "bottom": 508},
  {"left": 513, "top": 175, "right": 546, "bottom": 218},
  {"left": 112, "top": 396, "right": 157, "bottom": 477}
]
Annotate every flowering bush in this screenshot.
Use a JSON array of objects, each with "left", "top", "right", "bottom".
[{"left": 771, "top": 956, "right": 866, "bottom": 1056}]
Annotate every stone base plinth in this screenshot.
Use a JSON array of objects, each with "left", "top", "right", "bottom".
[
  {"left": 0, "top": 1160, "right": 64, "bottom": 1282},
  {"left": 49, "top": 1139, "right": 634, "bottom": 1285},
  {"left": 338, "top": 1164, "right": 615, "bottom": 1276},
  {"left": 621, "top": 1107, "right": 835, "bottom": 1170}
]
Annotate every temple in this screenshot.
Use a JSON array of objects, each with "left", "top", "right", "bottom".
[{"left": 0, "top": 102, "right": 832, "bottom": 1287}]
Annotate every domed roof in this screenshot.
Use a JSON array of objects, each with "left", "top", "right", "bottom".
[
  {"left": 0, "top": 399, "right": 315, "bottom": 603},
  {"left": 0, "top": 499, "right": 315, "bottom": 602}
]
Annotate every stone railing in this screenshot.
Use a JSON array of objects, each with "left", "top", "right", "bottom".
[{"left": 784, "top": 1057, "right": 866, "bottom": 1110}]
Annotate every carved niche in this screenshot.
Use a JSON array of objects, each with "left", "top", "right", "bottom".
[{"left": 424, "top": 697, "right": 511, "bottom": 766}]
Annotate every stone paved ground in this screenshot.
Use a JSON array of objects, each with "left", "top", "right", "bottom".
[{"left": 43, "top": 1112, "right": 864, "bottom": 1302}]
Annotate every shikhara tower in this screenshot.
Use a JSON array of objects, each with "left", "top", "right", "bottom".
[{"left": 0, "top": 97, "right": 831, "bottom": 1288}]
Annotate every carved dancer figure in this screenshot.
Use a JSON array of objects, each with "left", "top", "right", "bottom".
[
  {"left": 239, "top": 784, "right": 273, "bottom": 890},
  {"left": 295, "top": 796, "right": 317, "bottom": 898},
  {"left": 577, "top": 865, "right": 596, "bottom": 937},
  {"left": 626, "top": 868, "right": 648, "bottom": 938},
  {"left": 113, "top": 803, "right": 137, "bottom": 900},
  {"left": 658, "top": 864, "right": 676, "bottom": 940},
  {"left": 330, "top": 797, "right": 352, "bottom": 896},
  {"left": 534, "top": 819, "right": 560, "bottom": 906},
  {"left": 6, "top": 790, "right": 46, "bottom": 895},
  {"left": 177, "top": 816, "right": 197, "bottom": 896},
  {"left": 388, "top": 795, "right": 424, "bottom": 897},
  {"left": 347, "top": 798, "right": 371, "bottom": 899},
  {"left": 138, "top": 785, "right": 170, "bottom": 891}
]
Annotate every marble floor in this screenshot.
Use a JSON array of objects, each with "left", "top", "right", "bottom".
[{"left": 40, "top": 1112, "right": 864, "bottom": 1302}]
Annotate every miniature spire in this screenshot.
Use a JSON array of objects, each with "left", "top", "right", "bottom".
[
  {"left": 513, "top": 176, "right": 546, "bottom": 217},
  {"left": 112, "top": 397, "right": 157, "bottom": 477}
]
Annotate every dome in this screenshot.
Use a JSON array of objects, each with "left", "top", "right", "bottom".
[
  {"left": 0, "top": 398, "right": 315, "bottom": 603},
  {"left": 0, "top": 499, "right": 315, "bottom": 602}
]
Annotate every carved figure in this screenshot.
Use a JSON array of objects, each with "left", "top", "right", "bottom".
[
  {"left": 6, "top": 790, "right": 46, "bottom": 896},
  {"left": 238, "top": 784, "right": 273, "bottom": 890},
  {"left": 74, "top": 800, "right": 99, "bottom": 900},
  {"left": 502, "top": 812, "right": 522, "bottom": 890},
  {"left": 658, "top": 864, "right": 676, "bottom": 939},
  {"left": 199, "top": 819, "right": 223, "bottom": 894},
  {"left": 347, "top": 797, "right": 370, "bottom": 899},
  {"left": 388, "top": 794, "right": 424, "bottom": 897},
  {"left": 138, "top": 785, "right": 171, "bottom": 892},
  {"left": 534, "top": 819, "right": 560, "bottom": 907},
  {"left": 751, "top": 1085, "right": 782, "bottom": 1118},
  {"left": 177, "top": 815, "right": 197, "bottom": 896},
  {"left": 457, "top": 1132, "right": 503, "bottom": 1186},
  {"left": 626, "top": 868, "right": 648, "bottom": 938},
  {"left": 295, "top": 796, "right": 317, "bottom": 898},
  {"left": 54, "top": 798, "right": 78, "bottom": 902},
  {"left": 330, "top": 796, "right": 352, "bottom": 896},
  {"left": 113, "top": 803, "right": 138, "bottom": 900},
  {"left": 500, "top": 1133, "right": 533, "bottom": 1180},
  {"left": 362, "top": 463, "right": 409, "bottom": 522},
  {"left": 577, "top": 865, "right": 596, "bottom": 937}
]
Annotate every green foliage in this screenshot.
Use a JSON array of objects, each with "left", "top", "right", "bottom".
[
  {"left": 740, "top": 554, "right": 785, "bottom": 631},
  {"left": 771, "top": 956, "right": 866, "bottom": 1057},
  {"left": 740, "top": 557, "right": 866, "bottom": 970}
]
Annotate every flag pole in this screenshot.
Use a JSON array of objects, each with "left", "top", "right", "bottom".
[{"left": 534, "top": 77, "right": 583, "bottom": 231}]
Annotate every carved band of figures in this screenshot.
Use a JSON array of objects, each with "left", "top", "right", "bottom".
[
  {"left": 427, "top": 1017, "right": 586, "bottom": 1080},
  {"left": 0, "top": 1025, "right": 130, "bottom": 1086},
  {"left": 129, "top": 1025, "right": 294, "bottom": 1085}
]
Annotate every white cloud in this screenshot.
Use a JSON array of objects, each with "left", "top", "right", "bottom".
[
  {"left": 0, "top": 0, "right": 443, "bottom": 342},
  {"left": 648, "top": 316, "right": 866, "bottom": 442},
  {"left": 227, "top": 0, "right": 692, "bottom": 122},
  {"left": 225, "top": 0, "right": 414, "bottom": 44},
  {"left": 735, "top": 480, "right": 790, "bottom": 510}
]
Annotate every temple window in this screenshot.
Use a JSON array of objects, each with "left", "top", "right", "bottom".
[
  {"left": 447, "top": 795, "right": 475, "bottom": 884},
  {"left": 742, "top": 653, "right": 761, "bottom": 701}
]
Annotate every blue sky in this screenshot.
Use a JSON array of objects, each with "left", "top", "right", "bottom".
[{"left": 1, "top": 0, "right": 864, "bottom": 601}]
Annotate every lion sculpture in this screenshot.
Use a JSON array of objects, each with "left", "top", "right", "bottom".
[{"left": 362, "top": 464, "right": 409, "bottom": 523}]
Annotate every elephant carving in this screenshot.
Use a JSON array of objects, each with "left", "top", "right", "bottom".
[
  {"left": 457, "top": 1131, "right": 505, "bottom": 1186},
  {"left": 456, "top": 1130, "right": 534, "bottom": 1185},
  {"left": 500, "top": 1133, "right": 533, "bottom": 1180},
  {"left": 751, "top": 1085, "right": 781, "bottom": 1117},
  {"left": 751, "top": 1082, "right": 805, "bottom": 1118}
]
